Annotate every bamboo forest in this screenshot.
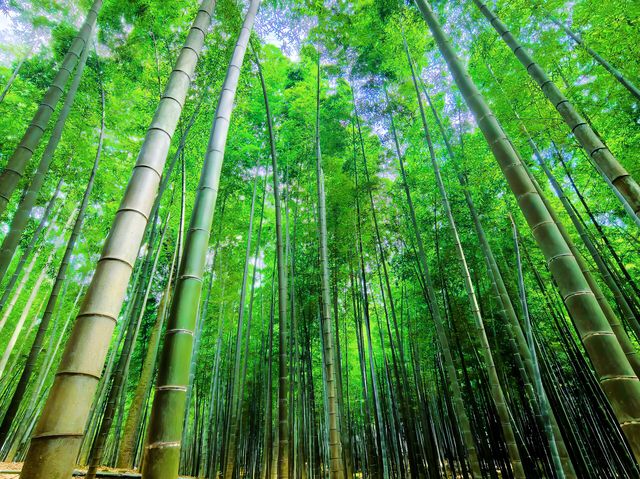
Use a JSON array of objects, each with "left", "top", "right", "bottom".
[{"left": 1, "top": 0, "right": 640, "bottom": 477}]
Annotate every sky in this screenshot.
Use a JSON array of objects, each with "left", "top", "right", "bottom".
[{"left": 0, "top": 1, "right": 306, "bottom": 66}]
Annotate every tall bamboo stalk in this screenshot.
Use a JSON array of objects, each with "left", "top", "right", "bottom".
[
  {"left": 252, "top": 36, "right": 291, "bottom": 479},
  {"left": 0, "top": 176, "right": 64, "bottom": 315},
  {"left": 85, "top": 210, "right": 170, "bottom": 479},
  {"left": 386, "top": 68, "right": 482, "bottom": 479},
  {"left": 0, "top": 74, "right": 105, "bottom": 448},
  {"left": 471, "top": 0, "right": 640, "bottom": 222},
  {"left": 313, "top": 50, "right": 345, "bottom": 479},
  {"left": 550, "top": 17, "right": 640, "bottom": 101},
  {"left": 18, "top": 4, "right": 214, "bottom": 477},
  {"left": 415, "top": 0, "right": 640, "bottom": 462},
  {"left": 141, "top": 2, "right": 259, "bottom": 477},
  {"left": 422, "top": 79, "right": 576, "bottom": 477},
  {"left": 0, "top": 26, "right": 92, "bottom": 284},
  {"left": 116, "top": 234, "right": 178, "bottom": 470},
  {"left": 223, "top": 171, "right": 260, "bottom": 479},
  {"left": 0, "top": 0, "right": 102, "bottom": 216},
  {"left": 404, "top": 35, "right": 525, "bottom": 475}
]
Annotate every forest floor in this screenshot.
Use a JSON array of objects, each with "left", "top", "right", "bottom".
[
  {"left": 0, "top": 463, "right": 19, "bottom": 479},
  {"left": 0, "top": 462, "right": 155, "bottom": 478},
  {"left": 0, "top": 461, "right": 486, "bottom": 478}
]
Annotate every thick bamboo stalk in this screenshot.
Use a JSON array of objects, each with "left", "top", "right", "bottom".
[
  {"left": 0, "top": 29, "right": 91, "bottom": 284},
  {"left": 18, "top": 4, "right": 214, "bottom": 478},
  {"left": 86, "top": 212, "right": 170, "bottom": 479},
  {"left": 472, "top": 0, "right": 640, "bottom": 221},
  {"left": 415, "top": 0, "right": 640, "bottom": 462},
  {"left": 116, "top": 238, "right": 177, "bottom": 470},
  {"left": 0, "top": 78, "right": 104, "bottom": 448},
  {"left": 141, "top": 2, "right": 259, "bottom": 477},
  {"left": 0, "top": 0, "right": 101, "bottom": 216},
  {"left": 534, "top": 146, "right": 640, "bottom": 374}
]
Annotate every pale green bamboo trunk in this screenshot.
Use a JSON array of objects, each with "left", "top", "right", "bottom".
[
  {"left": 471, "top": 0, "right": 640, "bottom": 222},
  {"left": 116, "top": 241, "right": 177, "bottom": 470},
  {"left": 0, "top": 25, "right": 92, "bottom": 284},
  {"left": 415, "top": 0, "right": 640, "bottom": 462},
  {"left": 141, "top": 2, "right": 259, "bottom": 477},
  {"left": 18, "top": 4, "right": 214, "bottom": 478},
  {"left": 0, "top": 0, "right": 102, "bottom": 216}
]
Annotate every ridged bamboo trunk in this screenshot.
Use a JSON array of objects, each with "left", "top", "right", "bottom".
[
  {"left": 85, "top": 210, "right": 170, "bottom": 479},
  {"left": 0, "top": 26, "right": 91, "bottom": 283},
  {"left": 404, "top": 37, "right": 525, "bottom": 476},
  {"left": 116, "top": 240, "right": 177, "bottom": 470},
  {"left": 421, "top": 81, "right": 575, "bottom": 477},
  {"left": 313, "top": 52, "right": 345, "bottom": 479},
  {"left": 0, "top": 176, "right": 64, "bottom": 314},
  {"left": 0, "top": 0, "right": 102, "bottom": 216},
  {"left": 532, "top": 145, "right": 640, "bottom": 377},
  {"left": 18, "top": 4, "right": 214, "bottom": 478},
  {"left": 0, "top": 79, "right": 104, "bottom": 448},
  {"left": 415, "top": 0, "right": 640, "bottom": 462},
  {"left": 386, "top": 64, "right": 482, "bottom": 479},
  {"left": 141, "top": 2, "right": 259, "bottom": 477},
  {"left": 551, "top": 17, "right": 640, "bottom": 102},
  {"left": 471, "top": 0, "right": 640, "bottom": 222},
  {"left": 4, "top": 286, "right": 83, "bottom": 462}
]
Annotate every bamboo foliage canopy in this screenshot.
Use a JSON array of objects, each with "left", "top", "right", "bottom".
[{"left": 0, "top": 0, "right": 638, "bottom": 478}]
